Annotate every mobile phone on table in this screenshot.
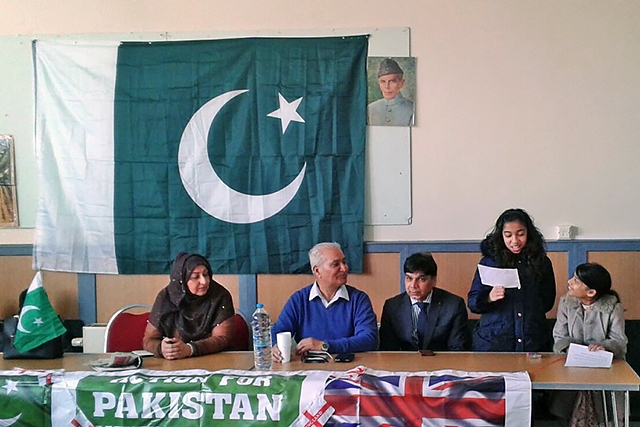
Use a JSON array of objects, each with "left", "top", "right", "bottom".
[
  {"left": 419, "top": 349, "right": 435, "bottom": 356},
  {"left": 335, "top": 352, "right": 355, "bottom": 362},
  {"left": 302, "top": 350, "right": 331, "bottom": 363},
  {"left": 303, "top": 356, "right": 327, "bottom": 363}
]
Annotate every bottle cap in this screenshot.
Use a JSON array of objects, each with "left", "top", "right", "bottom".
[{"left": 256, "top": 303, "right": 264, "bottom": 308}]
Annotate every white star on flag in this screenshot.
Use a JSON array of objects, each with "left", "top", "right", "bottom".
[
  {"left": 3, "top": 380, "right": 18, "bottom": 394},
  {"left": 34, "top": 318, "right": 44, "bottom": 326},
  {"left": 267, "top": 93, "right": 305, "bottom": 133}
]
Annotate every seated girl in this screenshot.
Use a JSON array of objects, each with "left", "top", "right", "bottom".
[{"left": 551, "top": 262, "right": 627, "bottom": 425}]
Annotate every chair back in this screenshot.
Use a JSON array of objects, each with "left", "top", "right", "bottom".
[
  {"left": 227, "top": 310, "right": 252, "bottom": 351},
  {"left": 104, "top": 304, "right": 152, "bottom": 353}
]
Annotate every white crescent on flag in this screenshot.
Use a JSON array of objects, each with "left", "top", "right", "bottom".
[
  {"left": 0, "top": 415, "right": 21, "bottom": 427},
  {"left": 16, "top": 305, "right": 40, "bottom": 333},
  {"left": 178, "top": 89, "right": 306, "bottom": 224}
]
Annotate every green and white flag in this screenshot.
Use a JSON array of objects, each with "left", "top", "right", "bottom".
[
  {"left": 13, "top": 272, "right": 66, "bottom": 353},
  {"left": 33, "top": 37, "right": 368, "bottom": 275},
  {"left": 0, "top": 373, "right": 57, "bottom": 427}
]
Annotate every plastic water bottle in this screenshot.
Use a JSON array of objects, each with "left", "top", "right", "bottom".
[{"left": 251, "top": 303, "right": 273, "bottom": 370}]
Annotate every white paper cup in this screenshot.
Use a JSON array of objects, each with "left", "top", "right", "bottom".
[{"left": 276, "top": 332, "right": 292, "bottom": 363}]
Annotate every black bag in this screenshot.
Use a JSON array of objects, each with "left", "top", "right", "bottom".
[{"left": 2, "top": 315, "right": 63, "bottom": 359}]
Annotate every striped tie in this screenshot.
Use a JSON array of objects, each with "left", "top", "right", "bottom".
[{"left": 416, "top": 302, "right": 428, "bottom": 347}]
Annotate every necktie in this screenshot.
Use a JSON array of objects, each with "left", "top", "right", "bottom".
[{"left": 416, "top": 302, "right": 428, "bottom": 346}]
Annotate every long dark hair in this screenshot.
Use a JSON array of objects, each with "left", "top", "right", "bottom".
[
  {"left": 481, "top": 208, "right": 547, "bottom": 270},
  {"left": 575, "top": 262, "right": 620, "bottom": 302}
]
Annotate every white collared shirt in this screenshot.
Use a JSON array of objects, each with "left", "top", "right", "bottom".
[{"left": 309, "top": 282, "right": 350, "bottom": 308}]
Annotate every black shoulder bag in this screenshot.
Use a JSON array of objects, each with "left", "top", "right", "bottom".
[{"left": 2, "top": 315, "right": 63, "bottom": 359}]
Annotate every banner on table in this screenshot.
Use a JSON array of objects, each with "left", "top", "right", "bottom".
[
  {"left": 0, "top": 370, "right": 61, "bottom": 427},
  {"left": 33, "top": 36, "right": 368, "bottom": 275},
  {"left": 322, "top": 366, "right": 532, "bottom": 426},
  {"left": 51, "top": 369, "right": 327, "bottom": 427},
  {"left": 0, "top": 367, "right": 531, "bottom": 427}
]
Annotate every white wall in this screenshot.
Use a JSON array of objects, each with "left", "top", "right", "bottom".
[{"left": 1, "top": 0, "right": 639, "bottom": 244}]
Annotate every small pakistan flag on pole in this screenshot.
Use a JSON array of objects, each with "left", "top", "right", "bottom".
[{"left": 13, "top": 272, "right": 66, "bottom": 353}]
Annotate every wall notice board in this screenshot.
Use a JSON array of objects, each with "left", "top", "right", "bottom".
[{"left": 0, "top": 27, "right": 411, "bottom": 228}]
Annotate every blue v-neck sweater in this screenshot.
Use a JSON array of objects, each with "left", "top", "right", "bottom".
[{"left": 271, "top": 284, "right": 378, "bottom": 353}]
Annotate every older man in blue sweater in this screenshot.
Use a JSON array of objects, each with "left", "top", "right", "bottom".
[{"left": 272, "top": 242, "right": 378, "bottom": 362}]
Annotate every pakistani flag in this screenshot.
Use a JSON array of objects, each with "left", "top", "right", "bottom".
[
  {"left": 0, "top": 374, "right": 53, "bottom": 427},
  {"left": 13, "top": 272, "right": 66, "bottom": 353},
  {"left": 33, "top": 37, "right": 368, "bottom": 274}
]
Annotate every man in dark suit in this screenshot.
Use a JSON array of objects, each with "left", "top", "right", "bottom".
[{"left": 379, "top": 252, "right": 469, "bottom": 351}]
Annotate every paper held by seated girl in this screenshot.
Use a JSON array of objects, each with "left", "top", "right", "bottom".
[{"left": 564, "top": 343, "right": 613, "bottom": 368}]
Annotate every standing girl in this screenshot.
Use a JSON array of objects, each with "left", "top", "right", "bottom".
[{"left": 467, "top": 208, "right": 556, "bottom": 352}]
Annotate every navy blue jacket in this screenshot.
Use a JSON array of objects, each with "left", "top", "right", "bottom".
[
  {"left": 379, "top": 287, "right": 469, "bottom": 351},
  {"left": 468, "top": 255, "right": 556, "bottom": 352}
]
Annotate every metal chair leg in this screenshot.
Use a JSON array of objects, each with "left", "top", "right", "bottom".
[
  {"left": 610, "top": 390, "right": 621, "bottom": 427},
  {"left": 602, "top": 390, "right": 610, "bottom": 426}
]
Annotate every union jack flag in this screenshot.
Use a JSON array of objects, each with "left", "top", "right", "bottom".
[{"left": 322, "top": 368, "right": 530, "bottom": 427}]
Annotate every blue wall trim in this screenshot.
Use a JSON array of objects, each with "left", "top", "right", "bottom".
[
  {"left": 77, "top": 273, "right": 97, "bottom": 325},
  {"left": 365, "top": 240, "right": 640, "bottom": 289},
  {"left": 3, "top": 239, "right": 640, "bottom": 321},
  {"left": 0, "top": 244, "right": 32, "bottom": 256},
  {"left": 237, "top": 274, "right": 257, "bottom": 318}
]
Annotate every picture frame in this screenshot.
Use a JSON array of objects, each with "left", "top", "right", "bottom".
[
  {"left": 367, "top": 56, "right": 416, "bottom": 127},
  {"left": 0, "top": 134, "right": 19, "bottom": 227}
]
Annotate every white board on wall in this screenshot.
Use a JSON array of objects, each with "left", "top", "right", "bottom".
[
  {"left": 0, "top": 27, "right": 411, "bottom": 228},
  {"left": 364, "top": 27, "right": 412, "bottom": 226}
]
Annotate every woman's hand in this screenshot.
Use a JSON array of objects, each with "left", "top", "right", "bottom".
[
  {"left": 488, "top": 286, "right": 506, "bottom": 302},
  {"left": 161, "top": 337, "right": 190, "bottom": 360},
  {"left": 588, "top": 343, "right": 605, "bottom": 352}
]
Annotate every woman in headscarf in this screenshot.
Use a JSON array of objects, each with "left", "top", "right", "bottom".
[{"left": 143, "top": 252, "right": 235, "bottom": 359}]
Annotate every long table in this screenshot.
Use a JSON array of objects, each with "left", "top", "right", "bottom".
[
  {"left": 272, "top": 351, "right": 640, "bottom": 391},
  {"left": 0, "top": 351, "right": 255, "bottom": 372},
  {"left": 3, "top": 350, "right": 638, "bottom": 391},
  {"left": 2, "top": 351, "right": 638, "bottom": 426},
  {"left": 273, "top": 351, "right": 640, "bottom": 427}
]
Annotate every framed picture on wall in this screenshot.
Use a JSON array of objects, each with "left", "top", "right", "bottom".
[
  {"left": 0, "top": 134, "right": 18, "bottom": 227},
  {"left": 367, "top": 56, "right": 416, "bottom": 127}
]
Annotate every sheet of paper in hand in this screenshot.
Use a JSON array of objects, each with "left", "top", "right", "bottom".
[
  {"left": 478, "top": 264, "right": 521, "bottom": 288},
  {"left": 564, "top": 343, "right": 613, "bottom": 368}
]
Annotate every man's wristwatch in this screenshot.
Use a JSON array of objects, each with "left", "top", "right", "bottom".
[{"left": 321, "top": 341, "right": 329, "bottom": 352}]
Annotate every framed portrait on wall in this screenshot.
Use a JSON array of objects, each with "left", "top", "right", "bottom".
[
  {"left": 367, "top": 56, "right": 416, "bottom": 127},
  {"left": 0, "top": 134, "right": 18, "bottom": 227}
]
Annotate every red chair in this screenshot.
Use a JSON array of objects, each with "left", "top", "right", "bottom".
[
  {"left": 103, "top": 304, "right": 152, "bottom": 353},
  {"left": 227, "top": 310, "right": 252, "bottom": 351}
]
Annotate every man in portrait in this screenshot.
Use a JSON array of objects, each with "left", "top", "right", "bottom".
[{"left": 367, "top": 58, "right": 415, "bottom": 126}]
